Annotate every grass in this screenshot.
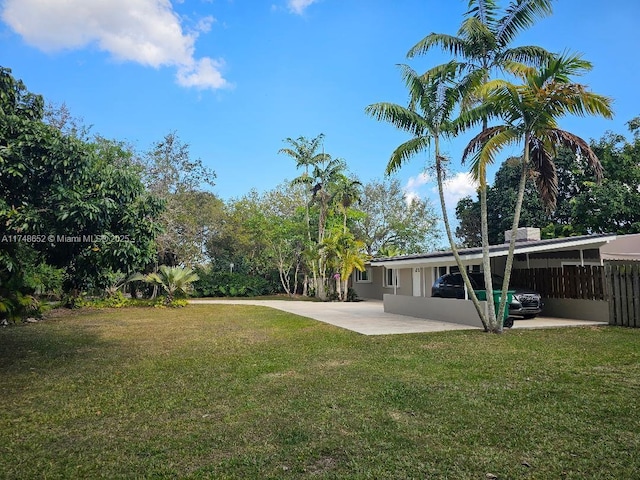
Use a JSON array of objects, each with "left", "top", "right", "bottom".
[{"left": 1, "top": 305, "right": 639, "bottom": 479}]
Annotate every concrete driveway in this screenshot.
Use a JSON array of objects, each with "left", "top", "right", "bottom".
[{"left": 189, "top": 299, "right": 607, "bottom": 335}]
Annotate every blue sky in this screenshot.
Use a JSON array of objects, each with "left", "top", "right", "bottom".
[{"left": 1, "top": 0, "right": 639, "bottom": 216}]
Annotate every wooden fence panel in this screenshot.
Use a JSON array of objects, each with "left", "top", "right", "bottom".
[
  {"left": 512, "top": 266, "right": 606, "bottom": 301},
  {"left": 606, "top": 264, "right": 640, "bottom": 327}
]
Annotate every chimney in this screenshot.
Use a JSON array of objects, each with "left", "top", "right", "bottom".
[{"left": 504, "top": 227, "right": 541, "bottom": 243}]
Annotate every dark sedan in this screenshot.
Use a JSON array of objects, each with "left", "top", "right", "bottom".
[{"left": 431, "top": 272, "right": 543, "bottom": 318}]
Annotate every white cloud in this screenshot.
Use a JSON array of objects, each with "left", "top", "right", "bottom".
[
  {"left": 403, "top": 172, "right": 431, "bottom": 206},
  {"left": 404, "top": 171, "right": 477, "bottom": 208},
  {"left": 439, "top": 172, "right": 478, "bottom": 207},
  {"left": 405, "top": 172, "right": 431, "bottom": 191},
  {"left": 1, "top": 0, "right": 228, "bottom": 90},
  {"left": 287, "top": 0, "right": 319, "bottom": 15},
  {"left": 177, "top": 57, "right": 227, "bottom": 90}
]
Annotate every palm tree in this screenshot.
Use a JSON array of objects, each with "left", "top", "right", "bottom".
[
  {"left": 322, "top": 230, "right": 367, "bottom": 301},
  {"left": 331, "top": 174, "right": 362, "bottom": 234},
  {"left": 460, "top": 52, "right": 613, "bottom": 322},
  {"left": 135, "top": 265, "right": 199, "bottom": 304},
  {"left": 408, "top": 0, "right": 554, "bottom": 331},
  {"left": 310, "top": 154, "right": 347, "bottom": 300},
  {"left": 366, "top": 64, "right": 494, "bottom": 331},
  {"left": 279, "top": 134, "right": 329, "bottom": 242},
  {"left": 279, "top": 134, "right": 329, "bottom": 295}
]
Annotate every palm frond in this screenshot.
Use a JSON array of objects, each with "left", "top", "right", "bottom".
[
  {"left": 536, "top": 52, "right": 593, "bottom": 87},
  {"left": 397, "top": 64, "right": 426, "bottom": 110},
  {"left": 407, "top": 33, "right": 469, "bottom": 58},
  {"left": 528, "top": 136, "right": 558, "bottom": 210},
  {"left": 458, "top": 17, "right": 497, "bottom": 51},
  {"left": 496, "top": 0, "right": 553, "bottom": 46},
  {"left": 547, "top": 129, "right": 604, "bottom": 181},
  {"left": 386, "top": 136, "right": 431, "bottom": 175},
  {"left": 462, "top": 126, "right": 517, "bottom": 185},
  {"left": 465, "top": 0, "right": 500, "bottom": 29},
  {"left": 365, "top": 102, "right": 427, "bottom": 137},
  {"left": 499, "top": 45, "right": 553, "bottom": 67}
]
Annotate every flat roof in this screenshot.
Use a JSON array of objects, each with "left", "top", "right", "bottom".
[{"left": 371, "top": 233, "right": 617, "bottom": 267}]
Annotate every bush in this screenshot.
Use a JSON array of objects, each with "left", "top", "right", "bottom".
[
  {"left": 69, "top": 291, "right": 130, "bottom": 309},
  {"left": 193, "top": 270, "right": 275, "bottom": 298},
  {"left": 0, "top": 291, "right": 40, "bottom": 323},
  {"left": 346, "top": 287, "right": 359, "bottom": 302}
]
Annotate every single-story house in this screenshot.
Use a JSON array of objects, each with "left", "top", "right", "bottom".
[{"left": 351, "top": 229, "right": 640, "bottom": 326}]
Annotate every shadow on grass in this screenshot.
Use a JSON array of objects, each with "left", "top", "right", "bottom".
[{"left": 0, "top": 310, "right": 117, "bottom": 371}]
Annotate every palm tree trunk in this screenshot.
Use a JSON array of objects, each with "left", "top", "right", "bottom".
[
  {"left": 480, "top": 114, "right": 498, "bottom": 331},
  {"left": 434, "top": 135, "right": 490, "bottom": 331},
  {"left": 480, "top": 184, "right": 498, "bottom": 331},
  {"left": 497, "top": 138, "right": 530, "bottom": 324}
]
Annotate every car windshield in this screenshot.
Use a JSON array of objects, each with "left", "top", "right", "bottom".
[{"left": 470, "top": 273, "right": 507, "bottom": 289}]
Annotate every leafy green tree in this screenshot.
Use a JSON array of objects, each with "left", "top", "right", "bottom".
[
  {"left": 455, "top": 140, "right": 636, "bottom": 245},
  {"left": 212, "top": 191, "right": 274, "bottom": 275},
  {"left": 0, "top": 67, "right": 163, "bottom": 296},
  {"left": 141, "top": 132, "right": 217, "bottom": 267},
  {"left": 279, "top": 134, "right": 330, "bottom": 296},
  {"left": 261, "top": 184, "right": 309, "bottom": 296},
  {"left": 455, "top": 196, "right": 482, "bottom": 247},
  {"left": 352, "top": 177, "right": 440, "bottom": 256},
  {"left": 321, "top": 229, "right": 366, "bottom": 301},
  {"left": 331, "top": 174, "right": 362, "bottom": 234},
  {"left": 457, "top": 157, "right": 548, "bottom": 246},
  {"left": 279, "top": 134, "right": 329, "bottom": 239},
  {"left": 572, "top": 123, "right": 640, "bottom": 234}
]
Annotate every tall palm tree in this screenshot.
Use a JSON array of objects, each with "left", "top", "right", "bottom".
[
  {"left": 279, "top": 134, "right": 329, "bottom": 296},
  {"left": 279, "top": 134, "right": 329, "bottom": 242},
  {"left": 408, "top": 0, "right": 554, "bottom": 331},
  {"left": 310, "top": 154, "right": 347, "bottom": 300},
  {"left": 366, "top": 64, "right": 494, "bottom": 331},
  {"left": 331, "top": 174, "right": 362, "bottom": 234},
  {"left": 460, "top": 53, "right": 613, "bottom": 322}
]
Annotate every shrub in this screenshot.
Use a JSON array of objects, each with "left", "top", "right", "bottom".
[{"left": 193, "top": 270, "right": 274, "bottom": 298}]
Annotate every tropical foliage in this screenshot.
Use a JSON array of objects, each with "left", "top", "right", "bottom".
[
  {"left": 0, "top": 67, "right": 164, "bottom": 320},
  {"left": 367, "top": 0, "right": 615, "bottom": 332},
  {"left": 133, "top": 265, "right": 199, "bottom": 305},
  {"left": 460, "top": 53, "right": 613, "bottom": 323},
  {"left": 456, "top": 117, "right": 640, "bottom": 245}
]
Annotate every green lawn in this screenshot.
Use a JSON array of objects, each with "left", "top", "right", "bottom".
[{"left": 1, "top": 305, "right": 639, "bottom": 479}]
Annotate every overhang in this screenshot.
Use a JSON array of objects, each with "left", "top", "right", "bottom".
[{"left": 370, "top": 233, "right": 617, "bottom": 268}]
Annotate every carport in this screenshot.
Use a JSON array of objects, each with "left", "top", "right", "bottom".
[{"left": 353, "top": 230, "right": 622, "bottom": 325}]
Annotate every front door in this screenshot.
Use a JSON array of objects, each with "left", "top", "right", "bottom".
[{"left": 412, "top": 268, "right": 422, "bottom": 297}]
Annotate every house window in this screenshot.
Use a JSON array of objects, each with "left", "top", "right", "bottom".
[
  {"left": 384, "top": 268, "right": 400, "bottom": 288},
  {"left": 355, "top": 268, "right": 372, "bottom": 283}
]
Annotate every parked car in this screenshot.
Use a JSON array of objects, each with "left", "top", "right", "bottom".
[{"left": 431, "top": 272, "right": 543, "bottom": 319}]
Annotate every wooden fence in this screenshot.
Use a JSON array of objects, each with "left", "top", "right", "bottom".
[
  {"left": 511, "top": 266, "right": 606, "bottom": 301},
  {"left": 511, "top": 264, "right": 640, "bottom": 327},
  {"left": 606, "top": 263, "right": 640, "bottom": 327}
]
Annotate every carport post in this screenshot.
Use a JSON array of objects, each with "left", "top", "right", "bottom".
[{"left": 393, "top": 269, "right": 397, "bottom": 295}]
